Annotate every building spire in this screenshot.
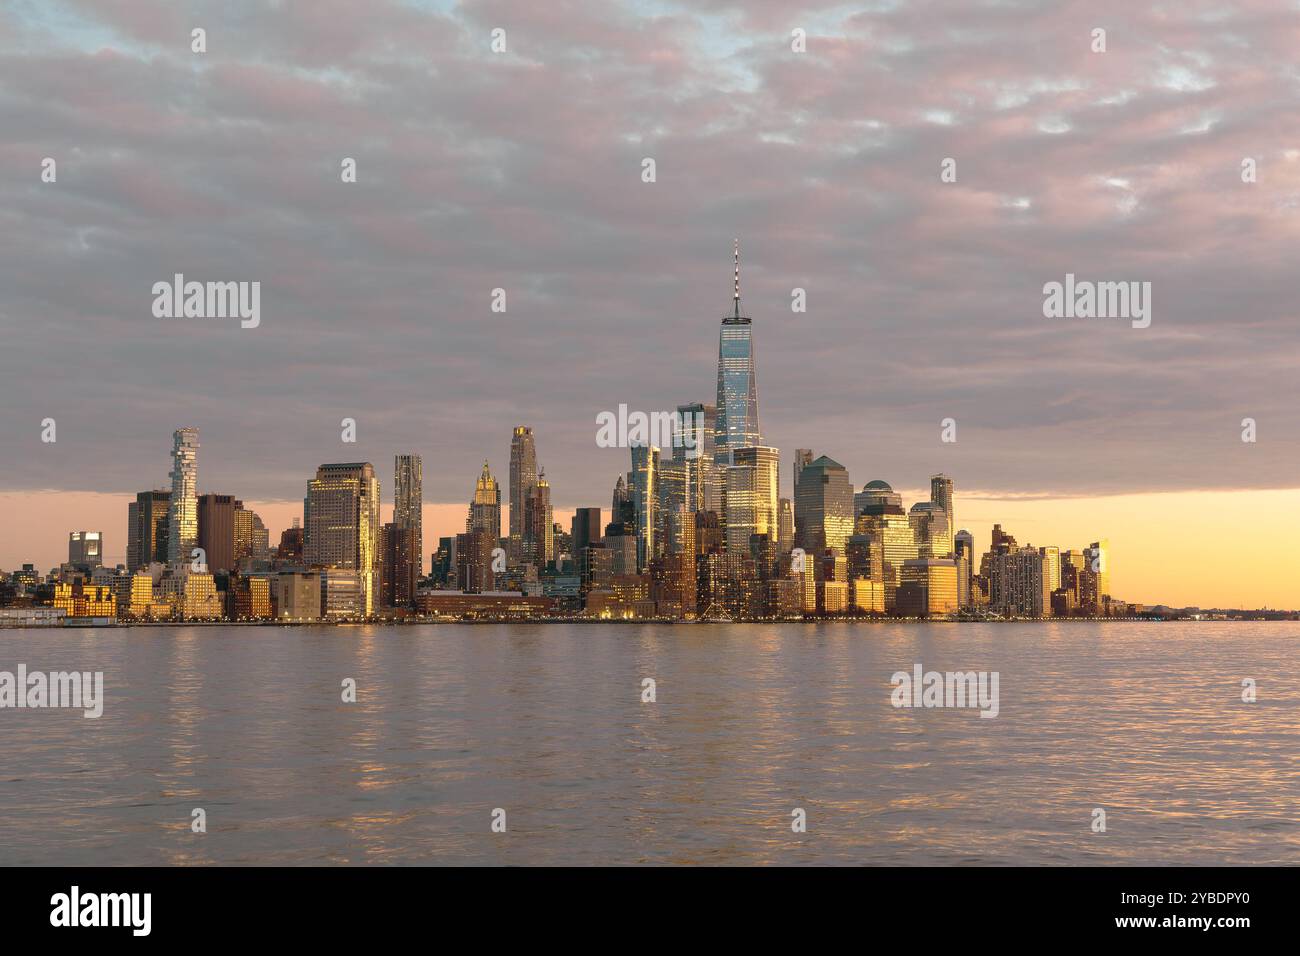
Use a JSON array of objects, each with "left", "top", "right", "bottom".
[{"left": 733, "top": 238, "right": 741, "bottom": 319}]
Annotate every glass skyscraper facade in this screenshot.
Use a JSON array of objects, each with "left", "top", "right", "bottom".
[
  {"left": 304, "top": 462, "right": 381, "bottom": 616},
  {"left": 166, "top": 427, "right": 199, "bottom": 567},
  {"left": 714, "top": 242, "right": 760, "bottom": 467}
]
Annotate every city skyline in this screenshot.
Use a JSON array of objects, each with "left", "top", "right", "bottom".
[
  {"left": 3, "top": 2, "right": 1300, "bottom": 609},
  {"left": 1, "top": 246, "right": 1291, "bottom": 613}
]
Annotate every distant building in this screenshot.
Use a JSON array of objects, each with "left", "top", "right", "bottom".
[
  {"left": 166, "top": 428, "right": 200, "bottom": 567},
  {"left": 509, "top": 426, "right": 538, "bottom": 564},
  {"left": 304, "top": 462, "right": 381, "bottom": 616},
  {"left": 67, "top": 531, "right": 103, "bottom": 569},
  {"left": 197, "top": 493, "right": 238, "bottom": 572},
  {"left": 394, "top": 454, "right": 423, "bottom": 579}
]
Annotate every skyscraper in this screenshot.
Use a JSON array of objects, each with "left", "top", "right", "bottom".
[
  {"left": 394, "top": 454, "right": 423, "bottom": 578},
  {"left": 854, "top": 480, "right": 917, "bottom": 612},
  {"left": 630, "top": 445, "right": 659, "bottom": 572},
  {"left": 714, "top": 241, "right": 760, "bottom": 467},
  {"left": 522, "top": 470, "right": 553, "bottom": 568},
  {"left": 128, "top": 489, "right": 170, "bottom": 571},
  {"left": 509, "top": 426, "right": 538, "bottom": 563},
  {"left": 166, "top": 428, "right": 199, "bottom": 567},
  {"left": 197, "top": 493, "right": 238, "bottom": 572},
  {"left": 724, "top": 446, "right": 780, "bottom": 572},
  {"left": 794, "top": 454, "right": 854, "bottom": 557},
  {"left": 467, "top": 460, "right": 501, "bottom": 540},
  {"left": 304, "top": 462, "right": 381, "bottom": 616},
  {"left": 929, "top": 474, "right": 956, "bottom": 557}
]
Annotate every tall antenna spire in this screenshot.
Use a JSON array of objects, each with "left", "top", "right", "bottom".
[{"left": 733, "top": 238, "right": 741, "bottom": 318}]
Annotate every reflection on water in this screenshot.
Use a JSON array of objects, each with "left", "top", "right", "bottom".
[{"left": 0, "top": 621, "right": 1295, "bottom": 865}]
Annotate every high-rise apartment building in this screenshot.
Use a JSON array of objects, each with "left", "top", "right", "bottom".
[
  {"left": 166, "top": 427, "right": 199, "bottom": 567},
  {"left": 394, "top": 454, "right": 423, "bottom": 578},
  {"left": 522, "top": 471, "right": 553, "bottom": 568},
  {"left": 304, "top": 462, "right": 381, "bottom": 616}
]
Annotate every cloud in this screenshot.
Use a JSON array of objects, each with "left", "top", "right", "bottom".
[{"left": 2, "top": 0, "right": 1298, "bottom": 525}]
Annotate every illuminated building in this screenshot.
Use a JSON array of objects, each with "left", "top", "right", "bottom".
[
  {"left": 897, "top": 559, "right": 959, "bottom": 618},
  {"left": 630, "top": 445, "right": 659, "bottom": 572},
  {"left": 508, "top": 426, "right": 538, "bottom": 563},
  {"left": 522, "top": 470, "right": 554, "bottom": 568},
  {"left": 467, "top": 460, "right": 502, "bottom": 540},
  {"left": 854, "top": 481, "right": 917, "bottom": 612},
  {"left": 724, "top": 446, "right": 779, "bottom": 572},
  {"left": 909, "top": 502, "right": 951, "bottom": 559},
  {"left": 394, "top": 454, "right": 423, "bottom": 578},
  {"left": 67, "top": 531, "right": 103, "bottom": 569},
  {"left": 929, "top": 474, "right": 955, "bottom": 556},
  {"left": 794, "top": 454, "right": 854, "bottom": 557},
  {"left": 166, "top": 428, "right": 199, "bottom": 567},
  {"left": 128, "top": 490, "right": 170, "bottom": 571},
  {"left": 304, "top": 462, "right": 381, "bottom": 615},
  {"left": 714, "top": 241, "right": 761, "bottom": 467}
]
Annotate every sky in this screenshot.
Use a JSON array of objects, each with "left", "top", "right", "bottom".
[{"left": 1, "top": 0, "right": 1298, "bottom": 607}]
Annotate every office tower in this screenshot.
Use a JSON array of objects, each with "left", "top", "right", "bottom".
[
  {"left": 126, "top": 502, "right": 138, "bottom": 570},
  {"left": 128, "top": 490, "right": 171, "bottom": 571},
  {"left": 792, "top": 450, "right": 811, "bottom": 546},
  {"left": 794, "top": 455, "right": 854, "bottom": 557},
  {"left": 694, "top": 509, "right": 723, "bottom": 555},
  {"left": 778, "top": 498, "right": 794, "bottom": 554},
  {"left": 929, "top": 474, "right": 956, "bottom": 557},
  {"left": 909, "top": 501, "right": 951, "bottom": 559},
  {"left": 724, "top": 446, "right": 780, "bottom": 573},
  {"left": 630, "top": 445, "right": 659, "bottom": 572},
  {"left": 522, "top": 470, "right": 553, "bottom": 568},
  {"left": 847, "top": 534, "right": 886, "bottom": 614},
  {"left": 166, "top": 427, "right": 199, "bottom": 566},
  {"left": 656, "top": 457, "right": 689, "bottom": 551},
  {"left": 571, "top": 508, "right": 602, "bottom": 556},
  {"left": 380, "top": 522, "right": 417, "bottom": 608},
  {"left": 954, "top": 529, "right": 975, "bottom": 608},
  {"left": 853, "top": 480, "right": 917, "bottom": 612},
  {"left": 304, "top": 462, "right": 381, "bottom": 616},
  {"left": 854, "top": 478, "right": 903, "bottom": 517},
  {"left": 276, "top": 519, "right": 304, "bottom": 564},
  {"left": 233, "top": 505, "right": 269, "bottom": 568},
  {"left": 897, "top": 558, "right": 960, "bottom": 618},
  {"left": 456, "top": 529, "right": 496, "bottom": 593},
  {"left": 394, "top": 454, "right": 423, "bottom": 578},
  {"left": 467, "top": 460, "right": 502, "bottom": 539},
  {"left": 509, "top": 426, "right": 538, "bottom": 562},
  {"left": 663, "top": 507, "right": 697, "bottom": 556},
  {"left": 673, "top": 402, "right": 718, "bottom": 513},
  {"left": 67, "top": 531, "right": 103, "bottom": 568},
  {"left": 990, "top": 523, "right": 1017, "bottom": 551},
  {"left": 197, "top": 494, "right": 238, "bottom": 572},
  {"left": 714, "top": 241, "right": 760, "bottom": 467}
]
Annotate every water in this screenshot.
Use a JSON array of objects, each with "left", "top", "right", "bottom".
[{"left": 0, "top": 621, "right": 1295, "bottom": 865}]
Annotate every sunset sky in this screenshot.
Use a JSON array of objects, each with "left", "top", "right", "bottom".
[{"left": 2, "top": 1, "right": 1298, "bottom": 607}]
